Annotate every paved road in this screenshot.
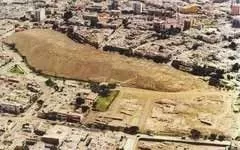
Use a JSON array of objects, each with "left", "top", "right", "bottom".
[{"left": 131, "top": 134, "right": 231, "bottom": 150}]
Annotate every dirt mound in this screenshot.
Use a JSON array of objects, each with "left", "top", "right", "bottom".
[{"left": 6, "top": 29, "right": 207, "bottom": 92}]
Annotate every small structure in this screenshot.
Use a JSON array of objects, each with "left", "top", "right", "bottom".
[
  {"left": 75, "top": 89, "right": 98, "bottom": 106},
  {"left": 39, "top": 108, "right": 83, "bottom": 123},
  {"left": 0, "top": 101, "right": 24, "bottom": 114},
  {"left": 232, "top": 16, "right": 240, "bottom": 28},
  {"left": 180, "top": 4, "right": 201, "bottom": 14},
  {"left": 0, "top": 76, "right": 41, "bottom": 114},
  {"left": 41, "top": 125, "right": 71, "bottom": 146},
  {"left": 148, "top": 8, "right": 174, "bottom": 18},
  {"left": 9, "top": 64, "right": 25, "bottom": 75},
  {"left": 133, "top": 1, "right": 143, "bottom": 14},
  {"left": 183, "top": 20, "right": 191, "bottom": 30},
  {"left": 153, "top": 21, "right": 166, "bottom": 32},
  {"left": 83, "top": 12, "right": 99, "bottom": 26},
  {"left": 35, "top": 8, "right": 46, "bottom": 22},
  {"left": 0, "top": 53, "right": 12, "bottom": 67},
  {"left": 231, "top": 0, "right": 240, "bottom": 15},
  {"left": 108, "top": 0, "right": 118, "bottom": 10},
  {"left": 86, "top": 3, "right": 104, "bottom": 12}
]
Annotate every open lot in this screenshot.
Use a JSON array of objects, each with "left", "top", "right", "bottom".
[
  {"left": 5, "top": 29, "right": 207, "bottom": 92},
  {"left": 86, "top": 87, "right": 237, "bottom": 137},
  {"left": 138, "top": 140, "right": 227, "bottom": 150}
]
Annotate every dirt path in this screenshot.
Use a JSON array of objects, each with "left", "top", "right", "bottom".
[{"left": 138, "top": 98, "right": 153, "bottom": 132}]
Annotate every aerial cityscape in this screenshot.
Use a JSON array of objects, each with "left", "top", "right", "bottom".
[{"left": 0, "top": 0, "right": 240, "bottom": 149}]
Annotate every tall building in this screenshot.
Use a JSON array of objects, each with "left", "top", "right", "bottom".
[
  {"left": 133, "top": 1, "right": 143, "bottom": 14},
  {"left": 231, "top": 0, "right": 240, "bottom": 15},
  {"left": 35, "top": 8, "right": 46, "bottom": 22},
  {"left": 108, "top": 0, "right": 118, "bottom": 10}
]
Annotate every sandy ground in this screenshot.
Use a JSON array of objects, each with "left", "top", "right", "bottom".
[
  {"left": 87, "top": 87, "right": 236, "bottom": 137},
  {"left": 138, "top": 141, "right": 226, "bottom": 150},
  {"left": 5, "top": 29, "right": 208, "bottom": 92}
]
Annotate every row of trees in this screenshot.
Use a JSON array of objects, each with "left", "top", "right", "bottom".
[
  {"left": 45, "top": 78, "right": 118, "bottom": 96},
  {"left": 90, "top": 82, "right": 117, "bottom": 97},
  {"left": 190, "top": 129, "right": 225, "bottom": 141},
  {"left": 45, "top": 78, "right": 63, "bottom": 92}
]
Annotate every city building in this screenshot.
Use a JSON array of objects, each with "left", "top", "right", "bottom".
[
  {"left": 133, "top": 1, "right": 143, "bottom": 14},
  {"left": 231, "top": 0, "right": 240, "bottom": 15},
  {"left": 41, "top": 125, "right": 71, "bottom": 146},
  {"left": 0, "top": 76, "right": 41, "bottom": 114},
  {"left": 180, "top": 4, "right": 201, "bottom": 14},
  {"left": 108, "top": 0, "right": 118, "bottom": 10},
  {"left": 35, "top": 8, "right": 46, "bottom": 22}
]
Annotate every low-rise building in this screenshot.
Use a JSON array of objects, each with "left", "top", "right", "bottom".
[
  {"left": 41, "top": 125, "right": 71, "bottom": 146},
  {"left": 83, "top": 12, "right": 98, "bottom": 26},
  {"left": 35, "top": 8, "right": 46, "bottom": 22},
  {"left": 133, "top": 1, "right": 143, "bottom": 14},
  {"left": 0, "top": 76, "right": 41, "bottom": 114}
]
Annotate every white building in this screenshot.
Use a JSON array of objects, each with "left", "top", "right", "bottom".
[
  {"left": 133, "top": 1, "right": 143, "bottom": 14},
  {"left": 0, "top": 101, "right": 24, "bottom": 114},
  {"left": 35, "top": 8, "right": 46, "bottom": 22}
]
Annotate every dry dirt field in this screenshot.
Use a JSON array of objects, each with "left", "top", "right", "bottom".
[
  {"left": 86, "top": 87, "right": 236, "bottom": 137},
  {"left": 138, "top": 141, "right": 226, "bottom": 150},
  {"left": 5, "top": 29, "right": 207, "bottom": 92}
]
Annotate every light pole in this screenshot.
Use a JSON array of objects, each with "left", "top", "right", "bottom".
[{"left": 0, "top": 38, "right": 3, "bottom": 51}]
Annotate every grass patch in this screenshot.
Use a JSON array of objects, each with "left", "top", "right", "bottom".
[
  {"left": 95, "top": 90, "right": 119, "bottom": 112},
  {"left": 9, "top": 64, "right": 25, "bottom": 75}
]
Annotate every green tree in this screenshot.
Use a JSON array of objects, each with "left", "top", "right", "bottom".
[
  {"left": 209, "top": 133, "right": 217, "bottom": 141},
  {"left": 76, "top": 96, "right": 85, "bottom": 105},
  {"left": 63, "top": 11, "right": 73, "bottom": 21},
  {"left": 99, "top": 84, "right": 110, "bottom": 97},
  {"left": 45, "top": 78, "right": 56, "bottom": 87},
  {"left": 90, "top": 82, "right": 99, "bottom": 93},
  {"left": 190, "top": 129, "right": 201, "bottom": 140},
  {"left": 108, "top": 83, "right": 117, "bottom": 89}
]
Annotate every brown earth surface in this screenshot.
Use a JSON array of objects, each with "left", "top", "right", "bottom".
[
  {"left": 5, "top": 29, "right": 208, "bottom": 92},
  {"left": 138, "top": 141, "right": 227, "bottom": 150},
  {"left": 86, "top": 87, "right": 236, "bottom": 137}
]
